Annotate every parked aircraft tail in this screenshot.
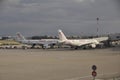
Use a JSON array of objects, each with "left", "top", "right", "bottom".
[
  {"left": 58, "top": 29, "right": 67, "bottom": 41},
  {"left": 16, "top": 32, "right": 26, "bottom": 40}
]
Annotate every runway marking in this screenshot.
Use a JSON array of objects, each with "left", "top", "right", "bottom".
[{"left": 64, "top": 72, "right": 119, "bottom": 80}]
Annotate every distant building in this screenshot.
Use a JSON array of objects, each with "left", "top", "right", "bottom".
[
  {"left": 109, "top": 33, "right": 120, "bottom": 41},
  {"left": 108, "top": 33, "right": 120, "bottom": 47},
  {"left": 1, "top": 36, "right": 14, "bottom": 40}
]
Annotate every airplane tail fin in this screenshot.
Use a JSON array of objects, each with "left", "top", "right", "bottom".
[
  {"left": 16, "top": 32, "right": 26, "bottom": 41},
  {"left": 58, "top": 29, "right": 67, "bottom": 41}
]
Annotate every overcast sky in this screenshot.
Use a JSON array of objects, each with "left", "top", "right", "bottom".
[{"left": 0, "top": 0, "right": 120, "bottom": 36}]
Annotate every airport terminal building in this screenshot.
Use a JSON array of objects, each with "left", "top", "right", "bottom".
[{"left": 108, "top": 33, "right": 120, "bottom": 47}]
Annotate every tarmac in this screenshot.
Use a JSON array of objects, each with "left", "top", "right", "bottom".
[{"left": 0, "top": 48, "right": 120, "bottom": 80}]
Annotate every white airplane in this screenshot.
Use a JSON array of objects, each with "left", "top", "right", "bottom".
[
  {"left": 16, "top": 32, "right": 58, "bottom": 49},
  {"left": 58, "top": 29, "right": 108, "bottom": 49}
]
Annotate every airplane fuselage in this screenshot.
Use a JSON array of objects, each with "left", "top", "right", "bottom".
[{"left": 62, "top": 39, "right": 99, "bottom": 46}]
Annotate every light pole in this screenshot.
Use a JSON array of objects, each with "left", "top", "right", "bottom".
[{"left": 96, "top": 17, "right": 99, "bottom": 37}]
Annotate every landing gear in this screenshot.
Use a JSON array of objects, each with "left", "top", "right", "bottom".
[
  {"left": 31, "top": 44, "right": 36, "bottom": 49},
  {"left": 70, "top": 46, "right": 79, "bottom": 50},
  {"left": 22, "top": 46, "right": 28, "bottom": 49},
  {"left": 74, "top": 47, "right": 78, "bottom": 50}
]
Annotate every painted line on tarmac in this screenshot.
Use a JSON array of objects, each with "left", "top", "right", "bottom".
[
  {"left": 64, "top": 75, "right": 92, "bottom": 80},
  {"left": 64, "top": 72, "right": 119, "bottom": 80}
]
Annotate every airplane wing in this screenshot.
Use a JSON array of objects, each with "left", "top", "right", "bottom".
[{"left": 94, "top": 37, "right": 108, "bottom": 42}]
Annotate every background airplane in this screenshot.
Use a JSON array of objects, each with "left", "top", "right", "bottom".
[
  {"left": 58, "top": 29, "right": 108, "bottom": 49},
  {"left": 16, "top": 32, "right": 58, "bottom": 49}
]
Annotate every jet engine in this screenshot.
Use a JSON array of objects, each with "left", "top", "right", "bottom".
[{"left": 90, "top": 44, "right": 96, "bottom": 48}]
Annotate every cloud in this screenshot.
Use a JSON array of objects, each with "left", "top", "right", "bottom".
[
  {"left": 0, "top": 0, "right": 4, "bottom": 4},
  {"left": 0, "top": 0, "right": 120, "bottom": 36},
  {"left": 114, "top": 0, "right": 120, "bottom": 13},
  {"left": 7, "top": 0, "right": 20, "bottom": 3},
  {"left": 75, "top": 0, "right": 95, "bottom": 3},
  {"left": 0, "top": 0, "right": 5, "bottom": 10}
]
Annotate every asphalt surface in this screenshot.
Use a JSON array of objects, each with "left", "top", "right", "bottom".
[{"left": 0, "top": 48, "right": 120, "bottom": 80}]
